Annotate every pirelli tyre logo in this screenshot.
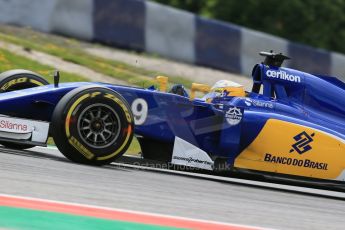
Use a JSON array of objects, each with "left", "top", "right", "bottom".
[{"left": 289, "top": 131, "right": 315, "bottom": 154}]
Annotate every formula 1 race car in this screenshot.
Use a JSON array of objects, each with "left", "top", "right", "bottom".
[{"left": 0, "top": 51, "right": 343, "bottom": 184}]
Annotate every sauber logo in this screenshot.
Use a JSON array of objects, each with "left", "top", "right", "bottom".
[
  {"left": 266, "top": 70, "right": 301, "bottom": 83},
  {"left": 289, "top": 131, "right": 315, "bottom": 154},
  {"left": 225, "top": 107, "right": 242, "bottom": 125}
]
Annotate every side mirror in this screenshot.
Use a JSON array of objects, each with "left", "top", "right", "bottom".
[
  {"left": 190, "top": 83, "right": 211, "bottom": 100},
  {"left": 259, "top": 51, "right": 290, "bottom": 67},
  {"left": 156, "top": 76, "right": 168, "bottom": 92},
  {"left": 54, "top": 70, "right": 60, "bottom": 88}
]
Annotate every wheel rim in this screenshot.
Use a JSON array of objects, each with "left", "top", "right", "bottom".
[{"left": 77, "top": 103, "right": 121, "bottom": 149}]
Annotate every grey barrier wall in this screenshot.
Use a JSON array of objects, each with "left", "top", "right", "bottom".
[
  {"left": 288, "top": 43, "right": 331, "bottom": 75},
  {"left": 0, "top": 0, "right": 344, "bottom": 80},
  {"left": 195, "top": 18, "right": 241, "bottom": 73},
  {"left": 240, "top": 28, "right": 288, "bottom": 76},
  {"left": 93, "top": 0, "right": 145, "bottom": 51},
  {"left": 0, "top": 0, "right": 56, "bottom": 32},
  {"left": 145, "top": 1, "right": 195, "bottom": 63},
  {"left": 50, "top": 0, "right": 93, "bottom": 40}
]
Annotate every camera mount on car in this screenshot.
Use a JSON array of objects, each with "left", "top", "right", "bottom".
[{"left": 260, "top": 50, "right": 290, "bottom": 67}]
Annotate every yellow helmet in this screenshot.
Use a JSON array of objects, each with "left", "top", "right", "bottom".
[{"left": 210, "top": 80, "right": 245, "bottom": 97}]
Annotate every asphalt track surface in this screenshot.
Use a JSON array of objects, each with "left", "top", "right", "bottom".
[{"left": 0, "top": 146, "right": 344, "bottom": 229}]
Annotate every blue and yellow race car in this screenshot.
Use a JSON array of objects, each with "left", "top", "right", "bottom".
[{"left": 0, "top": 51, "right": 343, "bottom": 183}]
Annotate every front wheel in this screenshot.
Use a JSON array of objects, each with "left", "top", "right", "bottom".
[
  {"left": 51, "top": 86, "right": 134, "bottom": 165},
  {"left": 0, "top": 69, "right": 49, "bottom": 92},
  {"left": 0, "top": 69, "right": 49, "bottom": 150}
]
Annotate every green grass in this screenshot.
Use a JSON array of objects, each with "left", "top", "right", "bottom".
[
  {"left": 0, "top": 25, "right": 193, "bottom": 88},
  {"left": 0, "top": 47, "right": 141, "bottom": 155},
  {"left": 0, "top": 48, "right": 86, "bottom": 83}
]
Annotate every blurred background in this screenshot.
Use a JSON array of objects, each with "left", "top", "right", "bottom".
[
  {"left": 0, "top": 0, "right": 343, "bottom": 84},
  {"left": 154, "top": 0, "right": 345, "bottom": 54}
]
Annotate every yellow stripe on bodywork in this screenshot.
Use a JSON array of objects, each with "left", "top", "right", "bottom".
[
  {"left": 235, "top": 119, "right": 345, "bottom": 180},
  {"left": 65, "top": 94, "right": 90, "bottom": 137},
  {"left": 97, "top": 125, "right": 132, "bottom": 161}
]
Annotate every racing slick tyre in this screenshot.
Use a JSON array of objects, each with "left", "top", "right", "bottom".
[
  {"left": 0, "top": 69, "right": 49, "bottom": 149},
  {"left": 51, "top": 86, "right": 134, "bottom": 165},
  {"left": 0, "top": 69, "right": 49, "bottom": 92}
]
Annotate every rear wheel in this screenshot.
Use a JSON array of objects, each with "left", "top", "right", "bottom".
[
  {"left": 51, "top": 86, "right": 134, "bottom": 165},
  {"left": 0, "top": 69, "right": 49, "bottom": 150}
]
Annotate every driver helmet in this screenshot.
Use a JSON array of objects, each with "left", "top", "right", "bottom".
[{"left": 202, "top": 80, "right": 245, "bottom": 102}]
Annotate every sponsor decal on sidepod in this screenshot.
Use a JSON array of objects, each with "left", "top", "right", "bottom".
[
  {"left": 244, "top": 98, "right": 274, "bottom": 109},
  {"left": 264, "top": 131, "right": 328, "bottom": 170},
  {"left": 264, "top": 153, "right": 328, "bottom": 170},
  {"left": 290, "top": 131, "right": 315, "bottom": 154},
  {"left": 172, "top": 137, "right": 214, "bottom": 170}
]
